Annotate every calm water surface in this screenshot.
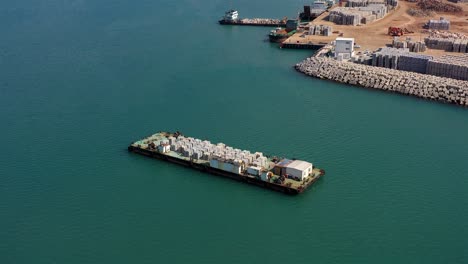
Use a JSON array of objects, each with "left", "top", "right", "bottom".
[{"left": 1, "top": 0, "right": 467, "bottom": 263}]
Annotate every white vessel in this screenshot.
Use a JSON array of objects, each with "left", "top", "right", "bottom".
[{"left": 223, "top": 9, "right": 239, "bottom": 21}]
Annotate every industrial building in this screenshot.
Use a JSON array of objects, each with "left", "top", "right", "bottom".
[
  {"left": 273, "top": 159, "right": 313, "bottom": 181},
  {"left": 334, "top": 37, "right": 355, "bottom": 60}
]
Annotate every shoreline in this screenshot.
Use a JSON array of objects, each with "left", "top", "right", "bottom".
[{"left": 295, "top": 57, "right": 468, "bottom": 107}]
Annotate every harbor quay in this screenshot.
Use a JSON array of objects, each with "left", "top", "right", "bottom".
[{"left": 295, "top": 57, "right": 468, "bottom": 107}]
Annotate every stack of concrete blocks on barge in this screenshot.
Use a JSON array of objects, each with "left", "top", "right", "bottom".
[
  {"left": 392, "top": 37, "right": 427, "bottom": 52},
  {"left": 426, "top": 54, "right": 468, "bottom": 81},
  {"left": 168, "top": 135, "right": 269, "bottom": 175},
  {"left": 295, "top": 57, "right": 468, "bottom": 106},
  {"left": 427, "top": 17, "right": 450, "bottom": 30},
  {"left": 240, "top": 18, "right": 282, "bottom": 25},
  {"left": 309, "top": 25, "right": 333, "bottom": 36}
]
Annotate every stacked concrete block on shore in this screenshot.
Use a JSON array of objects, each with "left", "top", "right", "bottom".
[
  {"left": 352, "top": 54, "right": 373, "bottom": 65},
  {"left": 368, "top": 47, "right": 467, "bottom": 79},
  {"left": 328, "top": 4, "right": 387, "bottom": 25},
  {"left": 397, "top": 54, "right": 433, "bottom": 74},
  {"left": 309, "top": 25, "right": 333, "bottom": 36},
  {"left": 347, "top": 0, "right": 370, "bottom": 7},
  {"left": 392, "top": 37, "right": 427, "bottom": 52},
  {"left": 347, "top": 0, "right": 391, "bottom": 7},
  {"left": 371, "top": 47, "right": 409, "bottom": 69},
  {"left": 427, "top": 18, "right": 450, "bottom": 30},
  {"left": 295, "top": 57, "right": 468, "bottom": 107},
  {"left": 426, "top": 54, "right": 468, "bottom": 81},
  {"left": 386, "top": 0, "right": 399, "bottom": 8},
  {"left": 329, "top": 8, "right": 363, "bottom": 25},
  {"left": 425, "top": 38, "right": 468, "bottom": 53}
]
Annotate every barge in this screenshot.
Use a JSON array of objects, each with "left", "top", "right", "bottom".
[
  {"left": 128, "top": 131, "right": 325, "bottom": 195},
  {"left": 218, "top": 10, "right": 287, "bottom": 27}
]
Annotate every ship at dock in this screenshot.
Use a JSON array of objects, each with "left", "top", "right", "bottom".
[
  {"left": 128, "top": 131, "right": 325, "bottom": 195},
  {"left": 269, "top": 28, "right": 296, "bottom": 43},
  {"left": 268, "top": 19, "right": 298, "bottom": 43},
  {"left": 218, "top": 10, "right": 287, "bottom": 27}
]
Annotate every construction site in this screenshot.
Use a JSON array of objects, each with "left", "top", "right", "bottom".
[
  {"left": 284, "top": 0, "right": 468, "bottom": 56},
  {"left": 289, "top": 0, "right": 468, "bottom": 107}
]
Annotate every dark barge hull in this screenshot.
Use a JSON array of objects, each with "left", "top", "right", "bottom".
[
  {"left": 219, "top": 20, "right": 286, "bottom": 27},
  {"left": 280, "top": 43, "right": 326, "bottom": 49},
  {"left": 128, "top": 145, "right": 322, "bottom": 195},
  {"left": 269, "top": 36, "right": 288, "bottom": 43}
]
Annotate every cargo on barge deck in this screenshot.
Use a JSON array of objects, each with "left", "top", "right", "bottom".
[
  {"left": 219, "top": 19, "right": 286, "bottom": 27},
  {"left": 128, "top": 132, "right": 325, "bottom": 195}
]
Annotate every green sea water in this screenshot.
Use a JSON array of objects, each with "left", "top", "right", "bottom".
[{"left": 1, "top": 0, "right": 468, "bottom": 263}]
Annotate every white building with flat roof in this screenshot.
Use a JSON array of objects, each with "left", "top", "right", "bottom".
[
  {"left": 285, "top": 160, "right": 313, "bottom": 180},
  {"left": 335, "top": 37, "right": 355, "bottom": 60}
]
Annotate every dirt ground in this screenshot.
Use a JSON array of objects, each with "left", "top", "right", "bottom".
[{"left": 285, "top": 0, "right": 468, "bottom": 56}]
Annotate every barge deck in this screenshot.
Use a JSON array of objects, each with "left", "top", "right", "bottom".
[{"left": 128, "top": 132, "right": 325, "bottom": 195}]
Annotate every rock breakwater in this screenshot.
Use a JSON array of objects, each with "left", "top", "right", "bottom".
[{"left": 295, "top": 57, "right": 468, "bottom": 106}]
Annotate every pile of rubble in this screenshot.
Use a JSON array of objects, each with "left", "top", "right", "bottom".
[
  {"left": 427, "top": 30, "right": 468, "bottom": 39},
  {"left": 407, "top": 8, "right": 435, "bottom": 17},
  {"left": 417, "top": 0, "right": 462, "bottom": 13}
]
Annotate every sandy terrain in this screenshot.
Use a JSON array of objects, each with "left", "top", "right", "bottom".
[{"left": 285, "top": 0, "right": 468, "bottom": 56}]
